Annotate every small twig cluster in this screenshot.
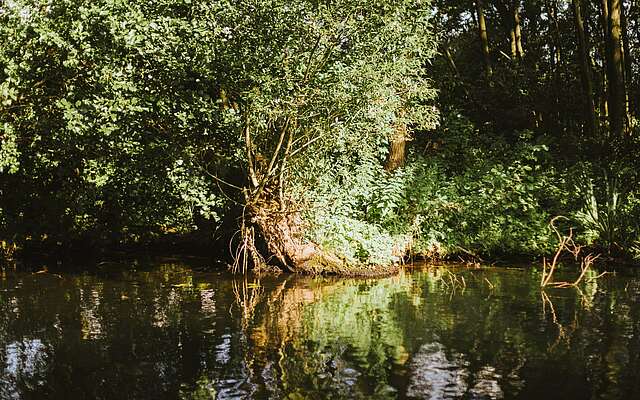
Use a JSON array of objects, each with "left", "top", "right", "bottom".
[
  {"left": 432, "top": 267, "right": 466, "bottom": 293},
  {"left": 540, "top": 216, "right": 605, "bottom": 288}
]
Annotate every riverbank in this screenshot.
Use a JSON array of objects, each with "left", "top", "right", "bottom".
[{"left": 3, "top": 232, "right": 639, "bottom": 276}]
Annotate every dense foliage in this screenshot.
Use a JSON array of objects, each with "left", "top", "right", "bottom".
[
  {"left": 0, "top": 0, "right": 438, "bottom": 268},
  {"left": 0, "top": 0, "right": 234, "bottom": 247},
  {"left": 426, "top": 0, "right": 640, "bottom": 260},
  {"left": 1, "top": 0, "right": 640, "bottom": 269}
]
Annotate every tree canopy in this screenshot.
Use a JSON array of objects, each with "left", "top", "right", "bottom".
[{"left": 1, "top": 0, "right": 640, "bottom": 270}]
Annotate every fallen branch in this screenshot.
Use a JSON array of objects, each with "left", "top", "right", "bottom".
[{"left": 541, "top": 216, "right": 602, "bottom": 288}]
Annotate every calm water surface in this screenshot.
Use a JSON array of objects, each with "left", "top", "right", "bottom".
[{"left": 1, "top": 260, "right": 639, "bottom": 399}]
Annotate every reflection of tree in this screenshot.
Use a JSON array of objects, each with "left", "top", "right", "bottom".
[
  {"left": 0, "top": 264, "right": 254, "bottom": 399},
  {"left": 178, "top": 267, "right": 640, "bottom": 399},
  {"left": 541, "top": 291, "right": 578, "bottom": 351},
  {"left": 234, "top": 271, "right": 417, "bottom": 398},
  {"left": 1, "top": 264, "right": 640, "bottom": 399},
  {"left": 237, "top": 268, "right": 512, "bottom": 398}
]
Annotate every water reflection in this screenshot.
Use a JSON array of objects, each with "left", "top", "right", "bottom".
[{"left": 0, "top": 263, "right": 639, "bottom": 399}]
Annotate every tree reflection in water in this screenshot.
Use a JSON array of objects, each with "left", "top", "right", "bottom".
[{"left": 0, "top": 263, "right": 639, "bottom": 399}]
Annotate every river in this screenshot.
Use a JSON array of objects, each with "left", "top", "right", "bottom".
[{"left": 0, "top": 260, "right": 639, "bottom": 399}]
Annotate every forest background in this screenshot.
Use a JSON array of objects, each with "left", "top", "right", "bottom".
[{"left": 1, "top": 0, "right": 639, "bottom": 273}]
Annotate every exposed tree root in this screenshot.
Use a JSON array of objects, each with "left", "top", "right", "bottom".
[{"left": 232, "top": 195, "right": 398, "bottom": 277}]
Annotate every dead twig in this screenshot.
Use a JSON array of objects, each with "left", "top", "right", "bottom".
[{"left": 541, "top": 216, "right": 603, "bottom": 288}]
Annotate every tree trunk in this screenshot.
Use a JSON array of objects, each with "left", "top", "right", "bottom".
[
  {"left": 546, "top": 0, "right": 562, "bottom": 124},
  {"left": 513, "top": 1, "right": 525, "bottom": 60},
  {"left": 443, "top": 45, "right": 473, "bottom": 101},
  {"left": 546, "top": 0, "right": 562, "bottom": 67},
  {"left": 510, "top": 28, "right": 517, "bottom": 60},
  {"left": 573, "top": 0, "right": 598, "bottom": 136},
  {"left": 606, "top": 0, "right": 626, "bottom": 136},
  {"left": 385, "top": 125, "right": 407, "bottom": 172},
  {"left": 475, "top": 0, "right": 493, "bottom": 79},
  {"left": 246, "top": 197, "right": 397, "bottom": 276},
  {"left": 601, "top": 0, "right": 611, "bottom": 130},
  {"left": 621, "top": 3, "right": 632, "bottom": 124}
]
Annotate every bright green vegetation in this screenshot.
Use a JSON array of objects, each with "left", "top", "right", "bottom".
[{"left": 1, "top": 0, "right": 640, "bottom": 271}]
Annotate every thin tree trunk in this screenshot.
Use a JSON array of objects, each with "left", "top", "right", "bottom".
[
  {"left": 601, "top": 0, "right": 612, "bottom": 131},
  {"left": 601, "top": 67, "right": 609, "bottom": 123},
  {"left": 573, "top": 0, "right": 598, "bottom": 136},
  {"left": 546, "top": 0, "right": 562, "bottom": 124},
  {"left": 444, "top": 46, "right": 461, "bottom": 77},
  {"left": 514, "top": 1, "right": 525, "bottom": 60},
  {"left": 606, "top": 0, "right": 626, "bottom": 136},
  {"left": 621, "top": 4, "right": 632, "bottom": 123},
  {"left": 475, "top": 0, "right": 493, "bottom": 79},
  {"left": 510, "top": 28, "right": 517, "bottom": 60},
  {"left": 546, "top": 0, "right": 562, "bottom": 67},
  {"left": 444, "top": 45, "right": 472, "bottom": 101}
]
